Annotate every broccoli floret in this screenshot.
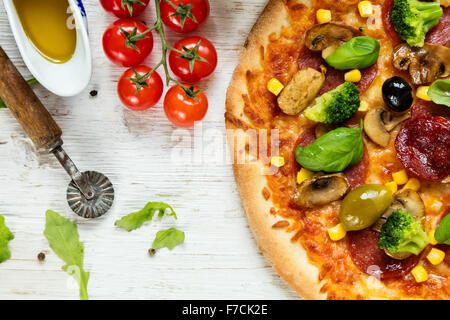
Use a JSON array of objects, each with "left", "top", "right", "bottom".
[
  {"left": 304, "top": 82, "right": 360, "bottom": 124},
  {"left": 379, "top": 209, "right": 429, "bottom": 255},
  {"left": 390, "top": 0, "right": 443, "bottom": 47}
]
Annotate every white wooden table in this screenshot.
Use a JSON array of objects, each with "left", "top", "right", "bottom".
[{"left": 0, "top": 0, "right": 299, "bottom": 299}]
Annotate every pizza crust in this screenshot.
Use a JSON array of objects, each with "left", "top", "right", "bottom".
[{"left": 225, "top": 0, "right": 326, "bottom": 300}]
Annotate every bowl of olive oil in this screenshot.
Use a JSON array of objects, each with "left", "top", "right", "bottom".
[{"left": 2, "top": 0, "right": 92, "bottom": 96}]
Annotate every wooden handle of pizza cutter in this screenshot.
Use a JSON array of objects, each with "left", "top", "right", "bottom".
[{"left": 0, "top": 46, "right": 62, "bottom": 150}]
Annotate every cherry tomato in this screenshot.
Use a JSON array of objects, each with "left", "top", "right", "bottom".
[
  {"left": 103, "top": 19, "right": 153, "bottom": 67},
  {"left": 160, "top": 0, "right": 210, "bottom": 33},
  {"left": 118, "top": 66, "right": 164, "bottom": 111},
  {"left": 100, "top": 0, "right": 150, "bottom": 18},
  {"left": 164, "top": 85, "right": 208, "bottom": 127},
  {"left": 169, "top": 36, "right": 217, "bottom": 83}
]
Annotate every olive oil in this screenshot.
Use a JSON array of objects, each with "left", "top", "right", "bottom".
[{"left": 13, "top": 0, "right": 77, "bottom": 64}]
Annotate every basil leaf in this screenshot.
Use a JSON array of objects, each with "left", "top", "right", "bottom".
[
  {"left": 115, "top": 202, "right": 177, "bottom": 231},
  {"left": 325, "top": 36, "right": 380, "bottom": 70},
  {"left": 152, "top": 228, "right": 185, "bottom": 251},
  {"left": 44, "top": 210, "right": 89, "bottom": 300},
  {"left": 0, "top": 215, "right": 14, "bottom": 264},
  {"left": 295, "top": 126, "right": 364, "bottom": 172},
  {"left": 435, "top": 214, "right": 450, "bottom": 245},
  {"left": 428, "top": 80, "right": 450, "bottom": 107}
]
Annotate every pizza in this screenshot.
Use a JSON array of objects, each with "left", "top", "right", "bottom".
[{"left": 225, "top": 0, "right": 450, "bottom": 299}]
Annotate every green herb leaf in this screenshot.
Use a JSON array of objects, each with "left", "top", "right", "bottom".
[
  {"left": 43, "top": 210, "right": 89, "bottom": 300},
  {"left": 151, "top": 227, "right": 185, "bottom": 252},
  {"left": 295, "top": 125, "right": 364, "bottom": 172},
  {"left": 115, "top": 202, "right": 177, "bottom": 231},
  {"left": 325, "top": 36, "right": 380, "bottom": 70},
  {"left": 435, "top": 214, "right": 450, "bottom": 245},
  {"left": 0, "top": 215, "right": 14, "bottom": 264},
  {"left": 428, "top": 80, "right": 450, "bottom": 107}
]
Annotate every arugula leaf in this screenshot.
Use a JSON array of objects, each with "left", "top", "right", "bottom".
[
  {"left": 0, "top": 215, "right": 14, "bottom": 263},
  {"left": 152, "top": 228, "right": 185, "bottom": 252},
  {"left": 295, "top": 125, "right": 364, "bottom": 172},
  {"left": 43, "top": 210, "right": 89, "bottom": 300},
  {"left": 435, "top": 214, "right": 450, "bottom": 245},
  {"left": 428, "top": 80, "right": 450, "bottom": 107},
  {"left": 115, "top": 202, "right": 177, "bottom": 231}
]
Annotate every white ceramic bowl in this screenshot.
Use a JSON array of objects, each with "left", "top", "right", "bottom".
[{"left": 2, "top": 0, "right": 92, "bottom": 97}]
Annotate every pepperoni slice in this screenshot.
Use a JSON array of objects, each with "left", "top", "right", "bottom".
[
  {"left": 411, "top": 100, "right": 450, "bottom": 121},
  {"left": 425, "top": 7, "right": 450, "bottom": 46},
  {"left": 290, "top": 126, "right": 317, "bottom": 176},
  {"left": 295, "top": 125, "right": 316, "bottom": 148},
  {"left": 382, "top": 0, "right": 402, "bottom": 46},
  {"left": 347, "top": 229, "right": 419, "bottom": 279},
  {"left": 343, "top": 143, "right": 369, "bottom": 188},
  {"left": 395, "top": 116, "right": 450, "bottom": 182},
  {"left": 436, "top": 245, "right": 450, "bottom": 268},
  {"left": 297, "top": 48, "right": 377, "bottom": 94}
]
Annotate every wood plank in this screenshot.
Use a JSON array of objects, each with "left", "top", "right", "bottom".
[{"left": 0, "top": 0, "right": 299, "bottom": 299}]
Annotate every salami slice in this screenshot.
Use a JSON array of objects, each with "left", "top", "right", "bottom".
[
  {"left": 425, "top": 7, "right": 450, "bottom": 46},
  {"left": 347, "top": 229, "right": 419, "bottom": 279},
  {"left": 395, "top": 116, "right": 450, "bottom": 182},
  {"left": 290, "top": 126, "right": 317, "bottom": 176},
  {"left": 297, "top": 48, "right": 377, "bottom": 94},
  {"left": 411, "top": 99, "right": 450, "bottom": 121},
  {"left": 382, "top": 0, "right": 402, "bottom": 46},
  {"left": 343, "top": 143, "right": 369, "bottom": 188}
]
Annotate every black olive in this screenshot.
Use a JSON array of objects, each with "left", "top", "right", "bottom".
[{"left": 382, "top": 76, "right": 413, "bottom": 113}]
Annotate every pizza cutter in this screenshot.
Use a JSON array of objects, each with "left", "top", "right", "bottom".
[{"left": 0, "top": 46, "right": 114, "bottom": 218}]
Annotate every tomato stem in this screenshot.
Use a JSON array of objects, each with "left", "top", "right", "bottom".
[
  {"left": 162, "top": 0, "right": 198, "bottom": 29},
  {"left": 121, "top": 0, "right": 146, "bottom": 16},
  {"left": 149, "top": 0, "right": 203, "bottom": 98},
  {"left": 119, "top": 23, "right": 151, "bottom": 53}
]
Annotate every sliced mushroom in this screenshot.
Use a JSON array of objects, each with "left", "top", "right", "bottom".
[
  {"left": 373, "top": 189, "right": 425, "bottom": 233},
  {"left": 294, "top": 174, "right": 350, "bottom": 208},
  {"left": 373, "top": 189, "right": 425, "bottom": 260},
  {"left": 278, "top": 68, "right": 325, "bottom": 115},
  {"left": 321, "top": 45, "right": 339, "bottom": 59},
  {"left": 393, "top": 43, "right": 450, "bottom": 85},
  {"left": 363, "top": 108, "right": 411, "bottom": 147},
  {"left": 305, "top": 23, "right": 360, "bottom": 52},
  {"left": 384, "top": 250, "right": 413, "bottom": 260}
]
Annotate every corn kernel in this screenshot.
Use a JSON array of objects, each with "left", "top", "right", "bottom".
[
  {"left": 385, "top": 181, "right": 398, "bottom": 194},
  {"left": 297, "top": 168, "right": 314, "bottom": 184},
  {"left": 358, "top": 100, "right": 369, "bottom": 112},
  {"left": 267, "top": 78, "right": 284, "bottom": 96},
  {"left": 271, "top": 156, "right": 285, "bottom": 168},
  {"left": 411, "top": 265, "right": 428, "bottom": 283},
  {"left": 392, "top": 170, "right": 408, "bottom": 185},
  {"left": 344, "top": 69, "right": 362, "bottom": 82},
  {"left": 416, "top": 86, "right": 431, "bottom": 101},
  {"left": 428, "top": 230, "right": 438, "bottom": 245},
  {"left": 403, "top": 178, "right": 421, "bottom": 191},
  {"left": 328, "top": 223, "right": 347, "bottom": 241},
  {"left": 358, "top": 1, "right": 373, "bottom": 17},
  {"left": 316, "top": 9, "right": 332, "bottom": 24},
  {"left": 427, "top": 248, "right": 445, "bottom": 265}
]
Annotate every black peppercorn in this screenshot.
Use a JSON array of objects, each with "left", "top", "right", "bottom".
[
  {"left": 89, "top": 90, "right": 98, "bottom": 97},
  {"left": 37, "top": 252, "right": 45, "bottom": 261}
]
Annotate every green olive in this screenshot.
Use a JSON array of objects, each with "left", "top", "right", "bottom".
[
  {"left": 325, "top": 36, "right": 380, "bottom": 70},
  {"left": 340, "top": 185, "right": 393, "bottom": 231}
]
